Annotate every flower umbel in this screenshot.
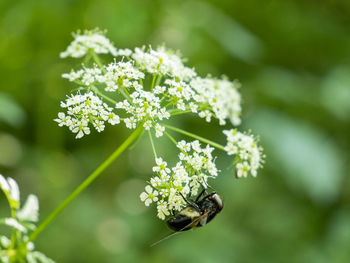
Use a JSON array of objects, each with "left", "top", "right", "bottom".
[
  {"left": 0, "top": 174, "right": 55, "bottom": 263},
  {"left": 223, "top": 129, "right": 264, "bottom": 178},
  {"left": 56, "top": 29, "right": 264, "bottom": 224},
  {"left": 141, "top": 140, "right": 218, "bottom": 220}
]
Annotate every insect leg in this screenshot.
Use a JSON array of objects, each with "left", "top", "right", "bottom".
[
  {"left": 178, "top": 192, "right": 201, "bottom": 211},
  {"left": 195, "top": 187, "right": 207, "bottom": 202}
]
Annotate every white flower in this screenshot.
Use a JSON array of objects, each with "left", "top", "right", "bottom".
[
  {"left": 93, "top": 120, "right": 105, "bottom": 132},
  {"left": 0, "top": 175, "right": 20, "bottom": 208},
  {"left": 140, "top": 186, "right": 158, "bottom": 206},
  {"left": 152, "top": 158, "right": 170, "bottom": 176},
  {"left": 236, "top": 162, "right": 250, "bottom": 178},
  {"left": 177, "top": 140, "right": 191, "bottom": 152},
  {"left": 56, "top": 92, "right": 120, "bottom": 138},
  {"left": 54, "top": 112, "right": 72, "bottom": 127},
  {"left": 4, "top": 218, "right": 26, "bottom": 233},
  {"left": 60, "top": 29, "right": 117, "bottom": 58},
  {"left": 223, "top": 129, "right": 264, "bottom": 178},
  {"left": 143, "top": 120, "right": 152, "bottom": 130},
  {"left": 154, "top": 123, "right": 165, "bottom": 137},
  {"left": 132, "top": 46, "right": 196, "bottom": 81},
  {"left": 190, "top": 77, "right": 242, "bottom": 126},
  {"left": 124, "top": 117, "right": 137, "bottom": 129},
  {"left": 17, "top": 195, "right": 39, "bottom": 222},
  {"left": 0, "top": 174, "right": 10, "bottom": 192},
  {"left": 157, "top": 201, "right": 170, "bottom": 220},
  {"left": 72, "top": 122, "right": 91, "bottom": 139}
]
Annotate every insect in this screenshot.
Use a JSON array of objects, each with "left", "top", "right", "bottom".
[{"left": 151, "top": 184, "right": 223, "bottom": 246}]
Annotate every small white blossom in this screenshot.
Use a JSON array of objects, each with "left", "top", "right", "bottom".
[
  {"left": 152, "top": 158, "right": 171, "bottom": 176},
  {"left": 143, "top": 120, "right": 152, "bottom": 130},
  {"left": 157, "top": 200, "right": 170, "bottom": 220},
  {"left": 177, "top": 140, "right": 191, "bottom": 152},
  {"left": 4, "top": 218, "right": 27, "bottom": 233},
  {"left": 17, "top": 195, "right": 39, "bottom": 222},
  {"left": 140, "top": 185, "right": 158, "bottom": 206},
  {"left": 154, "top": 123, "right": 165, "bottom": 137}
]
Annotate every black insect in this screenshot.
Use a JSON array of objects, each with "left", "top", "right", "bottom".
[
  {"left": 151, "top": 184, "right": 223, "bottom": 246},
  {"left": 167, "top": 185, "right": 224, "bottom": 232}
]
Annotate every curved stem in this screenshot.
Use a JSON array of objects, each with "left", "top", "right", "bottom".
[
  {"left": 28, "top": 126, "right": 144, "bottom": 242},
  {"left": 148, "top": 130, "right": 157, "bottom": 159},
  {"left": 90, "top": 51, "right": 105, "bottom": 73},
  {"left": 164, "top": 131, "right": 177, "bottom": 146},
  {"left": 92, "top": 87, "right": 118, "bottom": 105},
  {"left": 164, "top": 124, "right": 225, "bottom": 151},
  {"left": 170, "top": 110, "right": 192, "bottom": 116},
  {"left": 150, "top": 73, "right": 157, "bottom": 91}
]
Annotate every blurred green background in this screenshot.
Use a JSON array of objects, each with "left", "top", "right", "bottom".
[{"left": 1, "top": 0, "right": 350, "bottom": 262}]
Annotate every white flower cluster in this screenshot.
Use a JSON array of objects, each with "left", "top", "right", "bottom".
[
  {"left": 60, "top": 29, "right": 118, "bottom": 58},
  {"left": 223, "top": 129, "right": 264, "bottom": 178},
  {"left": 116, "top": 88, "right": 170, "bottom": 136},
  {"left": 57, "top": 29, "right": 243, "bottom": 138},
  {"left": 62, "top": 61, "right": 144, "bottom": 92},
  {"left": 55, "top": 92, "right": 120, "bottom": 138},
  {"left": 140, "top": 140, "right": 218, "bottom": 220},
  {"left": 190, "top": 77, "right": 242, "bottom": 126},
  {"left": 0, "top": 174, "right": 55, "bottom": 263},
  {"left": 132, "top": 46, "right": 196, "bottom": 81}
]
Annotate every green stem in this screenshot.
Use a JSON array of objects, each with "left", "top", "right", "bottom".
[
  {"left": 28, "top": 126, "right": 144, "bottom": 242},
  {"left": 150, "top": 73, "right": 157, "bottom": 91},
  {"left": 164, "top": 131, "right": 178, "bottom": 146},
  {"left": 164, "top": 124, "right": 225, "bottom": 151},
  {"left": 120, "top": 89, "right": 132, "bottom": 103},
  {"left": 170, "top": 110, "right": 193, "bottom": 116},
  {"left": 148, "top": 130, "right": 157, "bottom": 159},
  {"left": 92, "top": 87, "right": 118, "bottom": 105},
  {"left": 164, "top": 131, "right": 187, "bottom": 156},
  {"left": 9, "top": 208, "right": 17, "bottom": 249},
  {"left": 90, "top": 51, "right": 105, "bottom": 72}
]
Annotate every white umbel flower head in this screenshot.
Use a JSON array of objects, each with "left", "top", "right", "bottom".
[
  {"left": 55, "top": 91, "right": 120, "bottom": 139},
  {"left": 132, "top": 46, "right": 196, "bottom": 81},
  {"left": 140, "top": 140, "right": 218, "bottom": 220},
  {"left": 60, "top": 29, "right": 117, "bottom": 58},
  {"left": 191, "top": 77, "right": 242, "bottom": 126},
  {"left": 223, "top": 129, "right": 264, "bottom": 178}
]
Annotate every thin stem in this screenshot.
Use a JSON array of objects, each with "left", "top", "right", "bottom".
[
  {"left": 122, "top": 86, "right": 130, "bottom": 96},
  {"left": 164, "top": 131, "right": 178, "bottom": 146},
  {"left": 28, "top": 126, "right": 144, "bottom": 242},
  {"left": 120, "top": 89, "right": 132, "bottom": 103},
  {"left": 92, "top": 87, "right": 118, "bottom": 105},
  {"left": 9, "top": 208, "right": 17, "bottom": 249},
  {"left": 164, "top": 124, "right": 225, "bottom": 151},
  {"left": 170, "top": 110, "right": 192, "bottom": 116},
  {"left": 150, "top": 73, "right": 157, "bottom": 91},
  {"left": 163, "top": 131, "right": 186, "bottom": 156},
  {"left": 155, "top": 75, "right": 162, "bottom": 87},
  {"left": 148, "top": 130, "right": 158, "bottom": 159},
  {"left": 90, "top": 51, "right": 105, "bottom": 72}
]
